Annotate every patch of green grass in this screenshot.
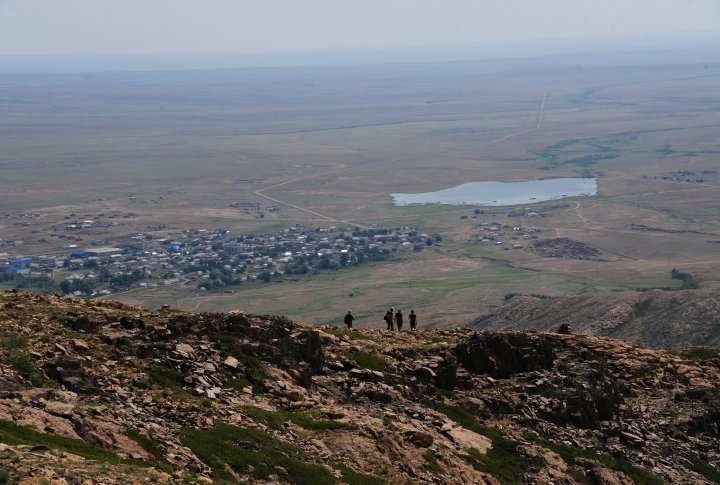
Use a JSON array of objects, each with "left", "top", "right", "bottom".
[
  {"left": 462, "top": 446, "right": 544, "bottom": 484},
  {"left": 0, "top": 332, "right": 28, "bottom": 350},
  {"left": 0, "top": 468, "right": 8, "bottom": 485},
  {"left": 677, "top": 347, "right": 720, "bottom": 361},
  {"left": 397, "top": 203, "right": 469, "bottom": 215},
  {"left": 437, "top": 403, "right": 542, "bottom": 483},
  {"left": 344, "top": 351, "right": 387, "bottom": 372},
  {"left": 146, "top": 365, "right": 185, "bottom": 391},
  {"left": 0, "top": 420, "right": 155, "bottom": 470},
  {"left": 221, "top": 374, "right": 252, "bottom": 391},
  {"left": 690, "top": 457, "right": 720, "bottom": 483},
  {"left": 179, "top": 422, "right": 336, "bottom": 484},
  {"left": 242, "top": 405, "right": 355, "bottom": 431},
  {"left": 66, "top": 331, "right": 86, "bottom": 340},
  {"left": 211, "top": 334, "right": 266, "bottom": 393},
  {"left": 421, "top": 450, "right": 443, "bottom": 474},
  {"left": 125, "top": 429, "right": 173, "bottom": 473},
  {"left": 436, "top": 388, "right": 455, "bottom": 399},
  {"left": 525, "top": 434, "right": 663, "bottom": 485},
  {"left": 461, "top": 246, "right": 504, "bottom": 259},
  {"left": 331, "top": 463, "right": 385, "bottom": 485},
  {"left": 8, "top": 353, "right": 48, "bottom": 386}
]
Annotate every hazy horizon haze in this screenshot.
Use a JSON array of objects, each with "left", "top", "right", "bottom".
[{"left": 1, "top": 0, "right": 719, "bottom": 57}]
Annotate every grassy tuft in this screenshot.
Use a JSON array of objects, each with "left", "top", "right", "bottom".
[
  {"left": 179, "top": 422, "right": 336, "bottom": 484},
  {"left": 677, "top": 347, "right": 720, "bottom": 361},
  {"left": 344, "top": 351, "right": 387, "bottom": 372},
  {"left": 331, "top": 463, "right": 385, "bottom": 485},
  {"left": 421, "top": 450, "right": 443, "bottom": 474},
  {"left": 690, "top": 457, "right": 720, "bottom": 484},
  {"left": 437, "top": 403, "right": 542, "bottom": 482},
  {"left": 8, "top": 353, "right": 48, "bottom": 386},
  {"left": 0, "top": 420, "right": 156, "bottom": 470},
  {"left": 125, "top": 429, "right": 173, "bottom": 473},
  {"left": 211, "top": 334, "right": 266, "bottom": 393},
  {"left": 242, "top": 405, "right": 355, "bottom": 431},
  {"left": 0, "top": 332, "right": 28, "bottom": 350},
  {"left": 525, "top": 433, "right": 663, "bottom": 485},
  {"left": 146, "top": 365, "right": 185, "bottom": 391}
]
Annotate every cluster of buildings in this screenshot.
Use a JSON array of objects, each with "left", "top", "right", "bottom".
[
  {"left": 473, "top": 220, "right": 540, "bottom": 250},
  {"left": 1, "top": 224, "right": 433, "bottom": 297},
  {"left": 641, "top": 169, "right": 717, "bottom": 184}
]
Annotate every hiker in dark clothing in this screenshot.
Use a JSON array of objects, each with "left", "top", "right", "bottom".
[
  {"left": 395, "top": 309, "right": 404, "bottom": 330},
  {"left": 344, "top": 310, "right": 354, "bottom": 329},
  {"left": 409, "top": 310, "right": 417, "bottom": 330},
  {"left": 384, "top": 307, "right": 395, "bottom": 331}
]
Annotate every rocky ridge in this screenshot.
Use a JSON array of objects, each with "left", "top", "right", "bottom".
[
  {"left": 0, "top": 290, "right": 718, "bottom": 484},
  {"left": 471, "top": 288, "right": 720, "bottom": 349}
]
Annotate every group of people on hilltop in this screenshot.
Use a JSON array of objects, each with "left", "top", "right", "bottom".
[
  {"left": 385, "top": 307, "right": 417, "bottom": 331},
  {"left": 343, "top": 308, "right": 417, "bottom": 330}
]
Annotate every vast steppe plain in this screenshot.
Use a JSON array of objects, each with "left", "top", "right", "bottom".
[{"left": 2, "top": 49, "right": 720, "bottom": 328}]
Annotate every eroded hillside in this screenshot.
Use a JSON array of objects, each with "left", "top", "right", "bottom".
[
  {"left": 471, "top": 288, "right": 720, "bottom": 349},
  {"left": 0, "top": 290, "right": 719, "bottom": 484}
]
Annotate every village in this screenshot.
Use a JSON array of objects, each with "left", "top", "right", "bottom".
[
  {"left": 0, "top": 200, "right": 574, "bottom": 298},
  {"left": 0, "top": 194, "right": 592, "bottom": 301},
  {"left": 0, "top": 222, "right": 439, "bottom": 298}
]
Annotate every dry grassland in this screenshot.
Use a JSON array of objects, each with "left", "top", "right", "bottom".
[{"left": 1, "top": 58, "right": 719, "bottom": 326}]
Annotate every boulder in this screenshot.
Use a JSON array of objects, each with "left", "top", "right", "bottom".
[
  {"left": 455, "top": 332, "right": 555, "bottom": 378},
  {"left": 403, "top": 430, "right": 434, "bottom": 448},
  {"left": 44, "top": 358, "right": 99, "bottom": 394},
  {"left": 436, "top": 353, "right": 458, "bottom": 390},
  {"left": 66, "top": 315, "right": 102, "bottom": 333}
]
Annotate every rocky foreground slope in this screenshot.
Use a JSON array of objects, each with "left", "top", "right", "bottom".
[
  {"left": 0, "top": 290, "right": 719, "bottom": 484},
  {"left": 471, "top": 288, "right": 720, "bottom": 349}
]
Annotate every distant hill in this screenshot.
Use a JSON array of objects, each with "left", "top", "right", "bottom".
[{"left": 470, "top": 288, "right": 720, "bottom": 349}]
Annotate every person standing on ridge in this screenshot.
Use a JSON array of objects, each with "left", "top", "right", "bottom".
[
  {"left": 395, "top": 308, "right": 404, "bottom": 331},
  {"left": 344, "top": 310, "right": 354, "bottom": 329},
  {"left": 409, "top": 310, "right": 417, "bottom": 330},
  {"left": 384, "top": 307, "right": 395, "bottom": 331}
]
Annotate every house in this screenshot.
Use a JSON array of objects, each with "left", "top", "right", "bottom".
[{"left": 3, "top": 266, "right": 31, "bottom": 275}]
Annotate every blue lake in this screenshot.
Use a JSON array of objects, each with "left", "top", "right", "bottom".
[{"left": 391, "top": 178, "right": 597, "bottom": 206}]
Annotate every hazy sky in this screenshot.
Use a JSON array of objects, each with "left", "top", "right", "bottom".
[{"left": 1, "top": 0, "right": 720, "bottom": 56}]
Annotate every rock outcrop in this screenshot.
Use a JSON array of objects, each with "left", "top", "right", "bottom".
[{"left": 0, "top": 290, "right": 719, "bottom": 484}]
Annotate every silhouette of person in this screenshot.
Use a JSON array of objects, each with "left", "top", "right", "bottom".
[
  {"left": 409, "top": 310, "right": 417, "bottom": 330},
  {"left": 395, "top": 309, "right": 404, "bottom": 330},
  {"left": 384, "top": 307, "right": 395, "bottom": 330},
  {"left": 344, "top": 310, "right": 354, "bottom": 329}
]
